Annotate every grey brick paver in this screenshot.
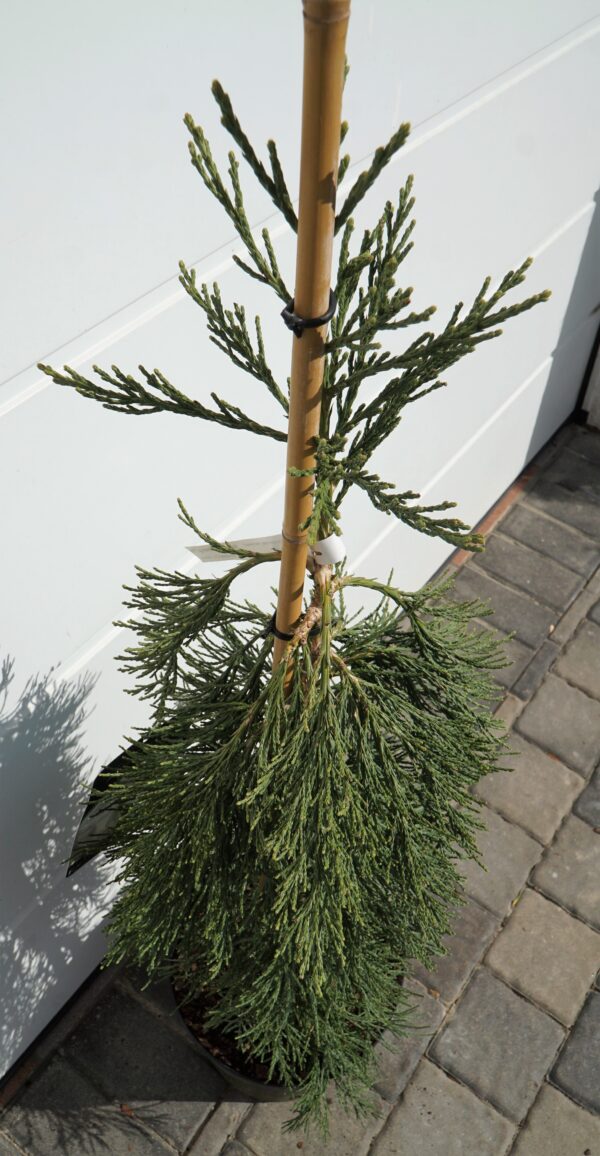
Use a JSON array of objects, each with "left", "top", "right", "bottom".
[
  {"left": 501, "top": 502, "right": 600, "bottom": 575},
  {"left": 478, "top": 533, "right": 583, "bottom": 610},
  {"left": 370, "top": 1060, "right": 515, "bottom": 1156},
  {"left": 494, "top": 691, "right": 525, "bottom": 728},
  {"left": 451, "top": 566, "right": 556, "bottom": 648},
  {"left": 510, "top": 1083, "right": 600, "bottom": 1155},
  {"left": 474, "top": 733, "right": 582, "bottom": 844},
  {"left": 485, "top": 888, "right": 600, "bottom": 1025},
  {"left": 411, "top": 898, "right": 499, "bottom": 1005},
  {"left": 188, "top": 1096, "right": 251, "bottom": 1156},
  {"left": 540, "top": 448, "right": 600, "bottom": 498},
  {"left": 429, "top": 968, "right": 564, "bottom": 1122},
  {"left": 471, "top": 620, "right": 533, "bottom": 691},
  {"left": 556, "top": 620, "right": 600, "bottom": 700},
  {"left": 516, "top": 674, "right": 600, "bottom": 776},
  {"left": 551, "top": 568, "right": 600, "bottom": 645},
  {"left": 61, "top": 986, "right": 223, "bottom": 1152},
  {"left": 458, "top": 806, "right": 542, "bottom": 917},
  {"left": 237, "top": 1094, "right": 390, "bottom": 1156},
  {"left": 554, "top": 571, "right": 600, "bottom": 651},
  {"left": 568, "top": 426, "right": 600, "bottom": 466},
  {"left": 573, "top": 763, "right": 600, "bottom": 827},
  {"left": 0, "top": 1055, "right": 167, "bottom": 1156},
  {"left": 219, "top": 1144, "right": 255, "bottom": 1156},
  {"left": 527, "top": 481, "right": 600, "bottom": 542},
  {"left": 512, "top": 639, "right": 560, "bottom": 700},
  {"left": 373, "top": 980, "right": 445, "bottom": 1101},
  {"left": 551, "top": 991, "right": 600, "bottom": 1115},
  {"left": 533, "top": 814, "right": 600, "bottom": 929},
  {"left": 486, "top": 628, "right": 535, "bottom": 690},
  {"left": 591, "top": 599, "right": 600, "bottom": 625}
]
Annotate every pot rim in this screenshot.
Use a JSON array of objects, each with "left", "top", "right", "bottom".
[{"left": 167, "top": 979, "right": 297, "bottom": 1102}]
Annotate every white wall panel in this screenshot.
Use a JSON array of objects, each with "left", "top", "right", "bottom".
[
  {"left": 2, "top": 0, "right": 599, "bottom": 383},
  {"left": 2, "top": 1, "right": 600, "bottom": 1076}
]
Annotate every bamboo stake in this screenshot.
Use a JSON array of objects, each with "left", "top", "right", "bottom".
[{"left": 273, "top": 0, "right": 351, "bottom": 668}]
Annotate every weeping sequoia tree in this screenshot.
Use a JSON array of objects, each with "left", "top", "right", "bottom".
[{"left": 40, "top": 0, "right": 549, "bottom": 1133}]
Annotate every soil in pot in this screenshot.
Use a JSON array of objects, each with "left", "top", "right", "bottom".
[{"left": 171, "top": 978, "right": 297, "bottom": 1101}]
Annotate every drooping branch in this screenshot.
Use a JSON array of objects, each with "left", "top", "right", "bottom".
[
  {"left": 290, "top": 436, "right": 483, "bottom": 551},
  {"left": 118, "top": 533, "right": 280, "bottom": 708},
  {"left": 339, "top": 466, "right": 483, "bottom": 550},
  {"left": 38, "top": 362, "right": 287, "bottom": 442}
]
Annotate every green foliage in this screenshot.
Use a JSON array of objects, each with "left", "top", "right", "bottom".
[
  {"left": 117, "top": 500, "right": 280, "bottom": 714},
  {"left": 177, "top": 268, "right": 289, "bottom": 413},
  {"left": 40, "top": 74, "right": 549, "bottom": 1132},
  {"left": 335, "top": 121, "right": 411, "bottom": 232},
  {"left": 210, "top": 79, "right": 298, "bottom": 234},
  {"left": 98, "top": 582, "right": 505, "bottom": 1131},
  {"left": 38, "top": 360, "right": 287, "bottom": 442},
  {"left": 38, "top": 82, "right": 549, "bottom": 550}
]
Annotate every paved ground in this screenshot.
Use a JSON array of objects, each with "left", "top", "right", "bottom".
[{"left": 1, "top": 421, "right": 599, "bottom": 1155}]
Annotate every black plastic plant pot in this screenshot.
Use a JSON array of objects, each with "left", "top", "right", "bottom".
[{"left": 167, "top": 981, "right": 296, "bottom": 1103}]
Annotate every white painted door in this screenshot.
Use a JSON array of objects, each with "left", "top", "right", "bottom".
[{"left": 2, "top": 1, "right": 600, "bottom": 1075}]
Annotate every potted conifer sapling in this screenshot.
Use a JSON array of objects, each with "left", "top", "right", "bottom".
[{"left": 39, "top": 0, "right": 550, "bottom": 1133}]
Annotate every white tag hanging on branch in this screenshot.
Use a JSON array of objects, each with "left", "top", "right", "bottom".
[
  {"left": 186, "top": 530, "right": 345, "bottom": 566},
  {"left": 188, "top": 533, "right": 282, "bottom": 564},
  {"left": 310, "top": 533, "right": 346, "bottom": 566}
]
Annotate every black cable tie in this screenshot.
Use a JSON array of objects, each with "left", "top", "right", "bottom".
[
  {"left": 261, "top": 611, "right": 341, "bottom": 642},
  {"left": 262, "top": 612, "right": 294, "bottom": 642},
  {"left": 281, "top": 289, "right": 337, "bottom": 338}
]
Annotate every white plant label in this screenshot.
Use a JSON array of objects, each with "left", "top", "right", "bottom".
[
  {"left": 188, "top": 531, "right": 346, "bottom": 565},
  {"left": 188, "top": 533, "right": 283, "bottom": 563}
]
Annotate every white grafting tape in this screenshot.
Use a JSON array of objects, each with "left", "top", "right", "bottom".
[{"left": 312, "top": 534, "right": 346, "bottom": 565}]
